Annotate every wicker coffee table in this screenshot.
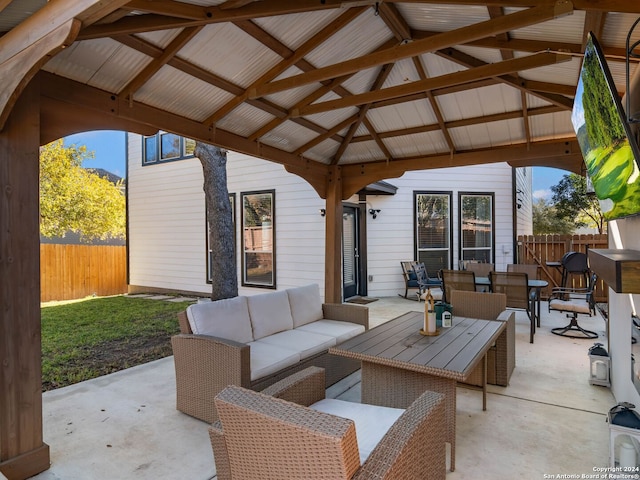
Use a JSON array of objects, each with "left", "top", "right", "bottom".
[{"left": 329, "top": 311, "right": 506, "bottom": 472}]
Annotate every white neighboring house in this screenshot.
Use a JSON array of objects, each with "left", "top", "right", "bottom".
[{"left": 127, "top": 132, "right": 533, "bottom": 300}]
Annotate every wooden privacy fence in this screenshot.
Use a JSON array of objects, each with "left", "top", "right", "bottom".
[
  {"left": 516, "top": 234, "right": 608, "bottom": 302},
  {"left": 40, "top": 244, "right": 127, "bottom": 302}
]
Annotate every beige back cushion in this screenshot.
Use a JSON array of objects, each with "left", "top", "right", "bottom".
[
  {"left": 287, "top": 284, "right": 324, "bottom": 328},
  {"left": 186, "top": 296, "right": 253, "bottom": 344},
  {"left": 247, "top": 290, "right": 294, "bottom": 340}
]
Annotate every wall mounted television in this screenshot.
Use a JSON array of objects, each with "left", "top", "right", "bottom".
[{"left": 571, "top": 32, "right": 640, "bottom": 221}]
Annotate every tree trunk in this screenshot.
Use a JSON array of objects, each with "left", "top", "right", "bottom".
[{"left": 194, "top": 142, "right": 238, "bottom": 300}]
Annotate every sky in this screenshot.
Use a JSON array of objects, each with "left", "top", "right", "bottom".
[
  {"left": 531, "top": 166, "right": 568, "bottom": 201},
  {"left": 64, "top": 130, "right": 127, "bottom": 179},
  {"left": 63, "top": 130, "right": 569, "bottom": 198}
]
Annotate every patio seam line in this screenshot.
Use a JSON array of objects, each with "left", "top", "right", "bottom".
[{"left": 483, "top": 390, "right": 611, "bottom": 416}]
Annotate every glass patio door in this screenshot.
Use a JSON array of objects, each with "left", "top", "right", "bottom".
[{"left": 342, "top": 206, "right": 359, "bottom": 299}]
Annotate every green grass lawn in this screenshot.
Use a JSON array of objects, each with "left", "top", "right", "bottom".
[{"left": 41, "top": 295, "right": 194, "bottom": 391}]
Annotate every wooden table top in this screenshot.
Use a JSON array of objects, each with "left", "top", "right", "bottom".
[{"left": 329, "top": 311, "right": 506, "bottom": 382}]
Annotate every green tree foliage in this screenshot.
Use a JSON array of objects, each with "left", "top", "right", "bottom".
[
  {"left": 581, "top": 46, "right": 626, "bottom": 149},
  {"left": 39, "top": 139, "right": 126, "bottom": 241},
  {"left": 550, "top": 173, "right": 605, "bottom": 234},
  {"left": 532, "top": 198, "right": 574, "bottom": 234}
]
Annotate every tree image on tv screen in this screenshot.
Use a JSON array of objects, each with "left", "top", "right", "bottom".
[{"left": 574, "top": 36, "right": 640, "bottom": 220}]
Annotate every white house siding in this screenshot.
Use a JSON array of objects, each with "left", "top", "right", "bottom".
[
  {"left": 354, "top": 164, "right": 516, "bottom": 298},
  {"left": 128, "top": 134, "right": 209, "bottom": 293},
  {"left": 128, "top": 133, "right": 522, "bottom": 299},
  {"left": 515, "top": 167, "right": 534, "bottom": 236}
]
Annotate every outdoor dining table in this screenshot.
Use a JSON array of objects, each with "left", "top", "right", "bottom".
[
  {"left": 329, "top": 311, "right": 506, "bottom": 472},
  {"left": 475, "top": 276, "right": 549, "bottom": 329}
]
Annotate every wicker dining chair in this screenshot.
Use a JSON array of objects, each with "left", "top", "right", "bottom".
[
  {"left": 489, "top": 271, "right": 536, "bottom": 343},
  {"left": 209, "top": 367, "right": 447, "bottom": 480},
  {"left": 448, "top": 290, "right": 515, "bottom": 388}
]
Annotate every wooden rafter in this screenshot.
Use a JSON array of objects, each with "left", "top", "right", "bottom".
[
  {"left": 581, "top": 10, "right": 606, "bottom": 52},
  {"left": 331, "top": 63, "right": 395, "bottom": 164},
  {"left": 120, "top": 26, "right": 203, "bottom": 100},
  {"left": 434, "top": 47, "right": 574, "bottom": 109},
  {"left": 382, "top": 0, "right": 639, "bottom": 13},
  {"left": 79, "top": 0, "right": 373, "bottom": 40},
  {"left": 413, "top": 57, "right": 456, "bottom": 153},
  {"left": 351, "top": 105, "right": 564, "bottom": 143},
  {"left": 205, "top": 7, "right": 365, "bottom": 125},
  {"left": 291, "top": 53, "right": 569, "bottom": 118},
  {"left": 250, "top": 3, "right": 574, "bottom": 98}
]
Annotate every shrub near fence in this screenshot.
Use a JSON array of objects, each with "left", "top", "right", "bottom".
[
  {"left": 40, "top": 244, "right": 127, "bottom": 302},
  {"left": 516, "top": 234, "right": 608, "bottom": 303}
]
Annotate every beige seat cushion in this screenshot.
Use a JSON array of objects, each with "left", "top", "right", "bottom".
[
  {"left": 287, "top": 284, "right": 324, "bottom": 328},
  {"left": 247, "top": 341, "right": 300, "bottom": 381},
  {"left": 186, "top": 296, "right": 253, "bottom": 344},
  {"left": 247, "top": 290, "right": 294, "bottom": 340},
  {"left": 549, "top": 299, "right": 591, "bottom": 314},
  {"left": 296, "top": 320, "right": 365, "bottom": 344},
  {"left": 255, "top": 329, "right": 336, "bottom": 360},
  {"left": 310, "top": 399, "right": 404, "bottom": 464}
]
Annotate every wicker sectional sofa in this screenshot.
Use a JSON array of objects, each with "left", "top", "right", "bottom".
[{"left": 171, "top": 284, "right": 368, "bottom": 423}]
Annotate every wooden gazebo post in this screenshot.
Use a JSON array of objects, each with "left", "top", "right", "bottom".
[
  {"left": 0, "top": 80, "right": 50, "bottom": 480},
  {"left": 324, "top": 166, "right": 343, "bottom": 304}
]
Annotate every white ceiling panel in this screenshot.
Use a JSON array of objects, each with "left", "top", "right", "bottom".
[
  {"left": 253, "top": 9, "right": 345, "bottom": 51},
  {"left": 340, "top": 140, "right": 385, "bottom": 164},
  {"left": 179, "top": 23, "right": 281, "bottom": 88},
  {"left": 217, "top": 103, "right": 277, "bottom": 138},
  {"left": 397, "top": 3, "right": 489, "bottom": 31},
  {"left": 305, "top": 10, "right": 394, "bottom": 68},
  {"left": 367, "top": 99, "right": 437, "bottom": 133},
  {"left": 505, "top": 7, "right": 585, "bottom": 44},
  {"left": 384, "top": 131, "right": 449, "bottom": 158},
  {"left": 135, "top": 65, "right": 233, "bottom": 122},
  {"left": 529, "top": 111, "right": 574, "bottom": 140}
]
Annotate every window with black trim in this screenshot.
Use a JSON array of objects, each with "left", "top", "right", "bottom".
[
  {"left": 206, "top": 194, "right": 236, "bottom": 284},
  {"left": 459, "top": 193, "right": 494, "bottom": 263},
  {"left": 142, "top": 132, "right": 196, "bottom": 165},
  {"left": 241, "top": 190, "right": 275, "bottom": 288},
  {"left": 414, "top": 192, "right": 452, "bottom": 273}
]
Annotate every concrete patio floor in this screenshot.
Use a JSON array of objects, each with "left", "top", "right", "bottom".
[{"left": 31, "top": 295, "right": 615, "bottom": 480}]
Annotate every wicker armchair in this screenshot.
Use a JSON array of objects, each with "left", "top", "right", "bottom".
[
  {"left": 448, "top": 290, "right": 515, "bottom": 388},
  {"left": 210, "top": 367, "right": 447, "bottom": 480}
]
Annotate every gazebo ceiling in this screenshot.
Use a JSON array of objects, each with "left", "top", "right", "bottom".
[{"left": 2, "top": 1, "right": 640, "bottom": 189}]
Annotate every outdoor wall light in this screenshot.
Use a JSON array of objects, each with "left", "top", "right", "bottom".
[
  {"left": 319, "top": 208, "right": 326, "bottom": 217},
  {"left": 369, "top": 208, "right": 381, "bottom": 219}
]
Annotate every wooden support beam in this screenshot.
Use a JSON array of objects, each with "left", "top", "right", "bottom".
[
  {"left": 324, "top": 166, "right": 343, "bottom": 304},
  {"left": 38, "top": 72, "right": 329, "bottom": 177},
  {"left": 340, "top": 138, "right": 582, "bottom": 197},
  {"left": 0, "top": 80, "right": 50, "bottom": 480}
]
